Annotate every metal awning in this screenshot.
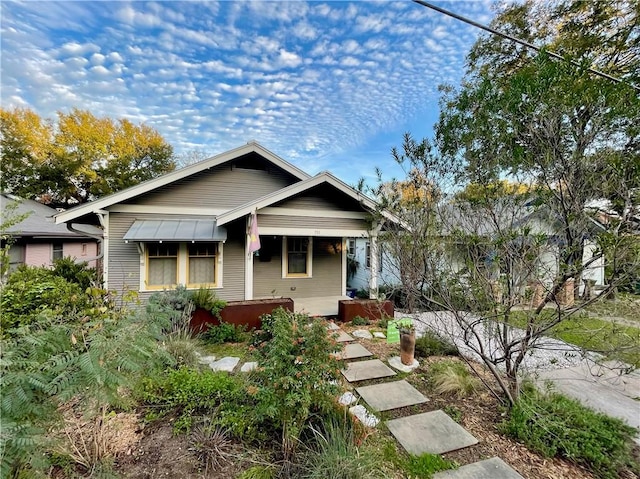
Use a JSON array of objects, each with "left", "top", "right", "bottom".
[{"left": 123, "top": 219, "right": 227, "bottom": 242}]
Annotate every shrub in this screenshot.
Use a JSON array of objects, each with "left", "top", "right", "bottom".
[
  {"left": 52, "top": 257, "right": 98, "bottom": 290},
  {"left": 429, "top": 360, "right": 479, "bottom": 398},
  {"left": 251, "top": 308, "right": 343, "bottom": 459},
  {"left": 1, "top": 311, "right": 168, "bottom": 476},
  {"left": 300, "top": 418, "right": 384, "bottom": 479},
  {"left": 190, "top": 286, "right": 226, "bottom": 317},
  {"left": 0, "top": 266, "right": 91, "bottom": 333},
  {"left": 376, "top": 317, "right": 389, "bottom": 328},
  {"left": 351, "top": 316, "right": 370, "bottom": 326},
  {"left": 500, "top": 388, "right": 638, "bottom": 478},
  {"left": 137, "top": 367, "right": 247, "bottom": 433},
  {"left": 415, "top": 331, "right": 458, "bottom": 358},
  {"left": 203, "top": 321, "right": 248, "bottom": 344},
  {"left": 146, "top": 286, "right": 194, "bottom": 334},
  {"left": 162, "top": 330, "right": 202, "bottom": 368}
]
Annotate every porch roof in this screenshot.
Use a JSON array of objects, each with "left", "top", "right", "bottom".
[{"left": 123, "top": 219, "right": 227, "bottom": 242}]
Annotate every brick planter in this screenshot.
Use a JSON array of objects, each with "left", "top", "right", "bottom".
[
  {"left": 338, "top": 299, "right": 394, "bottom": 323},
  {"left": 190, "top": 298, "right": 294, "bottom": 333}
]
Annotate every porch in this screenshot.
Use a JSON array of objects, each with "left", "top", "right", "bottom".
[{"left": 295, "top": 295, "right": 352, "bottom": 317}]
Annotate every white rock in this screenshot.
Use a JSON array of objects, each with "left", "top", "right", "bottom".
[
  {"left": 209, "top": 357, "right": 240, "bottom": 372},
  {"left": 388, "top": 356, "right": 420, "bottom": 373},
  {"left": 198, "top": 355, "right": 216, "bottom": 364},
  {"left": 349, "top": 405, "right": 379, "bottom": 427},
  {"left": 373, "top": 331, "right": 386, "bottom": 339},
  {"left": 326, "top": 321, "right": 341, "bottom": 330},
  {"left": 240, "top": 361, "right": 258, "bottom": 373},
  {"left": 352, "top": 329, "right": 373, "bottom": 340},
  {"left": 338, "top": 391, "right": 358, "bottom": 406}
]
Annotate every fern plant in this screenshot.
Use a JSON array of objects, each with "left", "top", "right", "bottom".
[{"left": 1, "top": 309, "right": 171, "bottom": 477}]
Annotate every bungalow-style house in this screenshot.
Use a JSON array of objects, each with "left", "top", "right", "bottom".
[
  {"left": 55, "top": 142, "right": 392, "bottom": 310},
  {"left": 440, "top": 200, "right": 606, "bottom": 303},
  {"left": 1, "top": 193, "right": 101, "bottom": 274},
  {"left": 346, "top": 237, "right": 401, "bottom": 294}
]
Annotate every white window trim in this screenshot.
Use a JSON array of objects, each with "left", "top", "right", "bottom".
[
  {"left": 139, "top": 242, "right": 224, "bottom": 291},
  {"left": 282, "top": 236, "right": 313, "bottom": 278}
]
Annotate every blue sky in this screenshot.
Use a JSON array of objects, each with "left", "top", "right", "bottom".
[{"left": 1, "top": 1, "right": 495, "bottom": 185}]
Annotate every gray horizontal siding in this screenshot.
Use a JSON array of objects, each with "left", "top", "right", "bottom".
[
  {"left": 258, "top": 215, "right": 369, "bottom": 231},
  {"left": 107, "top": 213, "right": 245, "bottom": 304},
  {"left": 130, "top": 165, "right": 297, "bottom": 209},
  {"left": 274, "top": 183, "right": 364, "bottom": 211},
  {"left": 253, "top": 237, "right": 342, "bottom": 299}
]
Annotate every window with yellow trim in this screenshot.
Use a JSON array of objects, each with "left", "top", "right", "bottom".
[
  {"left": 147, "top": 244, "right": 178, "bottom": 287},
  {"left": 188, "top": 243, "right": 217, "bottom": 286},
  {"left": 285, "top": 236, "right": 311, "bottom": 277}
]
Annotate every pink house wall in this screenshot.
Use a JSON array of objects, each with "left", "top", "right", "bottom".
[
  {"left": 25, "top": 244, "right": 52, "bottom": 267},
  {"left": 64, "top": 241, "right": 98, "bottom": 268},
  {"left": 23, "top": 241, "right": 99, "bottom": 268}
]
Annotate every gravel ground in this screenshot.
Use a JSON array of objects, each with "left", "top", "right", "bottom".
[{"left": 397, "top": 310, "right": 602, "bottom": 375}]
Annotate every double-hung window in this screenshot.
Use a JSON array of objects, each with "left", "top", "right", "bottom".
[
  {"left": 188, "top": 243, "right": 218, "bottom": 286},
  {"left": 147, "top": 244, "right": 178, "bottom": 288},
  {"left": 143, "top": 242, "right": 222, "bottom": 290},
  {"left": 284, "top": 236, "right": 312, "bottom": 277},
  {"left": 52, "top": 242, "right": 63, "bottom": 262}
]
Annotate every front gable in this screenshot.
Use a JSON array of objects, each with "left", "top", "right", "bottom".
[{"left": 124, "top": 153, "right": 301, "bottom": 210}]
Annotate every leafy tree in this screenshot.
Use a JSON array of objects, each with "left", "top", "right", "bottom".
[
  {"left": 369, "top": 0, "right": 640, "bottom": 407},
  {"left": 436, "top": 0, "right": 639, "bottom": 295},
  {"left": 1, "top": 107, "right": 176, "bottom": 208},
  {"left": 0, "top": 197, "right": 30, "bottom": 278}
]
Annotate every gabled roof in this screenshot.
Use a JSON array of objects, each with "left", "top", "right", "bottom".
[
  {"left": 2, "top": 193, "right": 102, "bottom": 238},
  {"left": 55, "top": 141, "right": 310, "bottom": 225},
  {"left": 216, "top": 171, "right": 401, "bottom": 227}
]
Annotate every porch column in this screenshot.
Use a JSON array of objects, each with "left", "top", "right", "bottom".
[
  {"left": 341, "top": 237, "right": 347, "bottom": 296},
  {"left": 244, "top": 216, "right": 253, "bottom": 300},
  {"left": 369, "top": 223, "right": 382, "bottom": 299}
]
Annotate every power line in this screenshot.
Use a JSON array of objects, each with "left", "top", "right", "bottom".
[{"left": 412, "top": 0, "right": 640, "bottom": 93}]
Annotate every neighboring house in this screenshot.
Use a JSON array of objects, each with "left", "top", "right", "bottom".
[
  {"left": 441, "top": 200, "right": 606, "bottom": 297},
  {"left": 55, "top": 142, "right": 393, "bottom": 306},
  {"left": 1, "top": 193, "right": 101, "bottom": 272},
  {"left": 347, "top": 237, "right": 401, "bottom": 293}
]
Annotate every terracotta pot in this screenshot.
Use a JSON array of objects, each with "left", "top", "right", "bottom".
[{"left": 400, "top": 332, "right": 416, "bottom": 366}]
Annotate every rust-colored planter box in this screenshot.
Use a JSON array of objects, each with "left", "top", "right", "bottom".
[
  {"left": 338, "top": 299, "right": 393, "bottom": 323},
  {"left": 190, "top": 298, "right": 294, "bottom": 333}
]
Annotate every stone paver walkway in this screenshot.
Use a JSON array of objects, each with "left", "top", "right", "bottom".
[
  {"left": 341, "top": 358, "right": 396, "bottom": 382},
  {"left": 356, "top": 380, "right": 428, "bottom": 411},
  {"left": 330, "top": 321, "right": 523, "bottom": 478},
  {"left": 387, "top": 410, "right": 478, "bottom": 455},
  {"left": 334, "top": 330, "right": 355, "bottom": 342},
  {"left": 433, "top": 457, "right": 524, "bottom": 479},
  {"left": 336, "top": 343, "right": 373, "bottom": 360}
]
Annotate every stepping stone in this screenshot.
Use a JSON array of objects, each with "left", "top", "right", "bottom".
[
  {"left": 333, "top": 330, "right": 355, "bottom": 342},
  {"left": 387, "top": 410, "right": 478, "bottom": 455},
  {"left": 326, "top": 321, "right": 341, "bottom": 330},
  {"left": 240, "top": 361, "right": 258, "bottom": 373},
  {"left": 433, "top": 457, "right": 524, "bottom": 479},
  {"left": 388, "top": 356, "right": 420, "bottom": 372},
  {"left": 209, "top": 357, "right": 240, "bottom": 372},
  {"left": 335, "top": 343, "right": 373, "bottom": 360},
  {"left": 342, "top": 359, "right": 397, "bottom": 382},
  {"left": 349, "top": 405, "right": 379, "bottom": 427},
  {"left": 352, "top": 329, "right": 373, "bottom": 339},
  {"left": 373, "top": 331, "right": 386, "bottom": 339},
  {"left": 338, "top": 391, "right": 358, "bottom": 406},
  {"left": 356, "top": 380, "right": 429, "bottom": 412}
]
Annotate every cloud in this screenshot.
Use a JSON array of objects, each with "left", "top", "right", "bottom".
[{"left": 0, "top": 0, "right": 494, "bottom": 183}]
